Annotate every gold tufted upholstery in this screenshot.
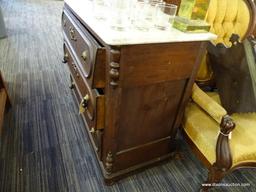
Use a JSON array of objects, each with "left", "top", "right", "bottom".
[
  {"left": 184, "top": 90, "right": 256, "bottom": 167},
  {"left": 183, "top": 0, "right": 256, "bottom": 188},
  {"left": 196, "top": 0, "right": 251, "bottom": 81},
  {"left": 207, "top": 0, "right": 250, "bottom": 46}
]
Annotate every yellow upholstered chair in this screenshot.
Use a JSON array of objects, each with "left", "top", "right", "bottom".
[
  {"left": 182, "top": 0, "right": 256, "bottom": 190},
  {"left": 196, "top": 0, "right": 255, "bottom": 85}
]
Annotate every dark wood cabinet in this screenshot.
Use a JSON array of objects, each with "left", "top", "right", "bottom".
[
  {"left": 62, "top": 1, "right": 214, "bottom": 183},
  {"left": 164, "top": 0, "right": 181, "bottom": 6}
]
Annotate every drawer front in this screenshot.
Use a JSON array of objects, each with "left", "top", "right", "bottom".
[
  {"left": 65, "top": 43, "right": 105, "bottom": 130},
  {"left": 62, "top": 12, "right": 77, "bottom": 49},
  {"left": 62, "top": 10, "right": 101, "bottom": 79},
  {"left": 70, "top": 75, "right": 104, "bottom": 158}
]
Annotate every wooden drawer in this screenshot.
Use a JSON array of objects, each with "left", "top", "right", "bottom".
[
  {"left": 70, "top": 74, "right": 104, "bottom": 157},
  {"left": 65, "top": 44, "right": 105, "bottom": 131},
  {"left": 62, "top": 10, "right": 106, "bottom": 87},
  {"left": 62, "top": 11, "right": 77, "bottom": 50}
]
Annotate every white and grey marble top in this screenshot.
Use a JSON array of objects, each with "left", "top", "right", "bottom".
[{"left": 64, "top": 0, "right": 216, "bottom": 46}]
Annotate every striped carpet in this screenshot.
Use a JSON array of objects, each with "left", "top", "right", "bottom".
[{"left": 0, "top": 0, "right": 255, "bottom": 191}]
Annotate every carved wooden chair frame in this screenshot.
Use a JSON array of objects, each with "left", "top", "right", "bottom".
[{"left": 183, "top": 0, "right": 256, "bottom": 191}]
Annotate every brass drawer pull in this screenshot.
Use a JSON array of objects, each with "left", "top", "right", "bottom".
[
  {"left": 81, "top": 50, "right": 88, "bottom": 62},
  {"left": 82, "top": 94, "right": 90, "bottom": 108},
  {"left": 90, "top": 127, "right": 95, "bottom": 134},
  {"left": 62, "top": 52, "right": 68, "bottom": 63},
  {"left": 69, "top": 26, "right": 77, "bottom": 41},
  {"left": 79, "top": 94, "right": 90, "bottom": 114}
]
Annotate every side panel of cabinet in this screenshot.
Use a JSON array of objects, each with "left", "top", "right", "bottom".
[
  {"left": 102, "top": 42, "right": 205, "bottom": 174},
  {"left": 119, "top": 42, "right": 200, "bottom": 87}
]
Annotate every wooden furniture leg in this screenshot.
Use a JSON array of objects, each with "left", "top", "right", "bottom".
[{"left": 0, "top": 71, "right": 11, "bottom": 134}]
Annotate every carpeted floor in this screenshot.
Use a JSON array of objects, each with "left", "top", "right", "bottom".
[{"left": 0, "top": 0, "right": 255, "bottom": 191}]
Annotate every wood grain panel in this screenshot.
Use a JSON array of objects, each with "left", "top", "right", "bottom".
[
  {"left": 120, "top": 42, "right": 201, "bottom": 87},
  {"left": 114, "top": 137, "right": 172, "bottom": 172},
  {"left": 117, "top": 80, "right": 187, "bottom": 151},
  {"left": 93, "top": 48, "right": 106, "bottom": 88},
  {"left": 164, "top": 0, "right": 181, "bottom": 6}
]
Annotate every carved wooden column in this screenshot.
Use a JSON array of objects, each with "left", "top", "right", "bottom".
[{"left": 102, "top": 48, "right": 122, "bottom": 177}]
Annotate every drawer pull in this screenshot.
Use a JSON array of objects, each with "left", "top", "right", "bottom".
[
  {"left": 90, "top": 127, "right": 95, "bottom": 134},
  {"left": 81, "top": 50, "right": 88, "bottom": 62},
  {"left": 62, "top": 52, "right": 68, "bottom": 63},
  {"left": 69, "top": 26, "right": 77, "bottom": 41},
  {"left": 79, "top": 94, "right": 90, "bottom": 114}
]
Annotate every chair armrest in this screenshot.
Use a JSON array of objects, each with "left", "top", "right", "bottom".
[
  {"left": 191, "top": 83, "right": 227, "bottom": 124},
  {"left": 191, "top": 84, "right": 236, "bottom": 170}
]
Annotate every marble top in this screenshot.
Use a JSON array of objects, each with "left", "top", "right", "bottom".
[{"left": 65, "top": 0, "right": 216, "bottom": 46}]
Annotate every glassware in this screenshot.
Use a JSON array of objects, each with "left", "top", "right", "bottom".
[
  {"left": 93, "top": 0, "right": 109, "bottom": 20},
  {"left": 133, "top": 1, "right": 153, "bottom": 31},
  {"left": 130, "top": 0, "right": 140, "bottom": 24},
  {"left": 109, "top": 0, "right": 132, "bottom": 31},
  {"left": 132, "top": 0, "right": 164, "bottom": 31},
  {"left": 146, "top": 0, "right": 163, "bottom": 21},
  {"left": 154, "top": 3, "right": 177, "bottom": 30}
]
